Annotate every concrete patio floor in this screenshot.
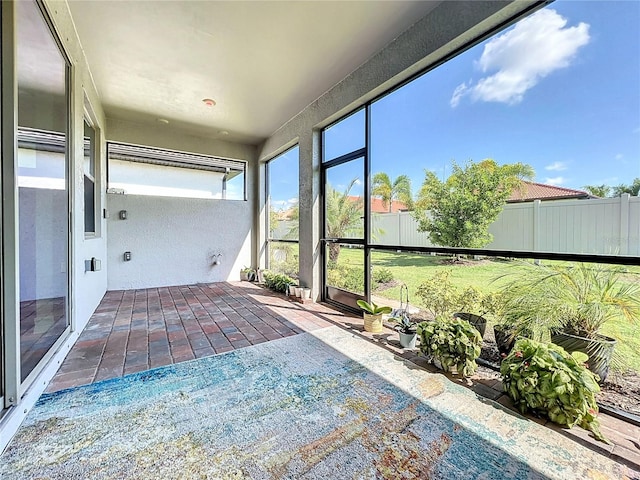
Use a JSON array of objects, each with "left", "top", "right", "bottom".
[{"left": 47, "top": 281, "right": 640, "bottom": 471}]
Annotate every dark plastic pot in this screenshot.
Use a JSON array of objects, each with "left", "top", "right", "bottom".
[
  {"left": 551, "top": 331, "right": 617, "bottom": 383},
  {"left": 493, "top": 325, "right": 516, "bottom": 355},
  {"left": 453, "top": 312, "right": 487, "bottom": 339}
]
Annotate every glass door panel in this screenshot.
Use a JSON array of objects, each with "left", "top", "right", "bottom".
[
  {"left": 325, "top": 243, "right": 365, "bottom": 309},
  {"left": 323, "top": 157, "right": 366, "bottom": 308},
  {"left": 17, "top": 0, "right": 70, "bottom": 383},
  {"left": 324, "top": 158, "right": 364, "bottom": 240}
]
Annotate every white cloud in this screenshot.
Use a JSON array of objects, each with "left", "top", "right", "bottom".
[
  {"left": 450, "top": 82, "right": 469, "bottom": 108},
  {"left": 450, "top": 9, "right": 590, "bottom": 107},
  {"left": 272, "top": 198, "right": 299, "bottom": 210},
  {"left": 545, "top": 176, "right": 566, "bottom": 186},
  {"left": 615, "top": 153, "right": 623, "bottom": 160},
  {"left": 545, "top": 161, "right": 567, "bottom": 171}
]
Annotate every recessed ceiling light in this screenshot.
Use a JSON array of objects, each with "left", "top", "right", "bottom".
[
  {"left": 157, "top": 118, "right": 169, "bottom": 124},
  {"left": 202, "top": 98, "right": 216, "bottom": 107},
  {"left": 218, "top": 130, "right": 229, "bottom": 136}
]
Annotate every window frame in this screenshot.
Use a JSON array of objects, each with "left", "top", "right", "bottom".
[
  {"left": 83, "top": 113, "right": 98, "bottom": 238},
  {"left": 265, "top": 145, "right": 299, "bottom": 275},
  {"left": 106, "top": 141, "right": 247, "bottom": 201}
]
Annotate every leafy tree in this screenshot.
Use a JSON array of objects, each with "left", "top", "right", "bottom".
[
  {"left": 325, "top": 178, "right": 363, "bottom": 262},
  {"left": 289, "top": 203, "right": 299, "bottom": 221},
  {"left": 583, "top": 184, "right": 611, "bottom": 198},
  {"left": 612, "top": 178, "right": 640, "bottom": 197},
  {"left": 268, "top": 207, "right": 280, "bottom": 236},
  {"left": 372, "top": 173, "right": 414, "bottom": 211},
  {"left": 413, "top": 159, "right": 534, "bottom": 249}
]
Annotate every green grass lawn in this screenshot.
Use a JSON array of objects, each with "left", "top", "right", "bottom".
[{"left": 334, "top": 248, "right": 640, "bottom": 374}]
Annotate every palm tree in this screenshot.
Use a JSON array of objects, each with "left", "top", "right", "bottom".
[
  {"left": 325, "top": 178, "right": 363, "bottom": 262},
  {"left": 612, "top": 178, "right": 640, "bottom": 197},
  {"left": 371, "top": 173, "right": 414, "bottom": 212},
  {"left": 583, "top": 184, "right": 611, "bottom": 198},
  {"left": 499, "top": 162, "right": 536, "bottom": 183}
]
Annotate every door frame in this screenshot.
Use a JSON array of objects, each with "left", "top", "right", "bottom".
[{"left": 321, "top": 108, "right": 372, "bottom": 312}]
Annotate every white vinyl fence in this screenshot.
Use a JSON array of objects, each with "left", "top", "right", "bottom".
[{"left": 371, "top": 194, "right": 640, "bottom": 256}]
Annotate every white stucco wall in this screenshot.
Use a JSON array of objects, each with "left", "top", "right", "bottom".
[
  {"left": 107, "top": 194, "right": 252, "bottom": 290},
  {"left": 105, "top": 118, "right": 257, "bottom": 290},
  {"left": 108, "top": 160, "right": 226, "bottom": 199}
]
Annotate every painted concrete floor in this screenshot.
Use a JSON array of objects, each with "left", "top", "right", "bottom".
[{"left": 47, "top": 281, "right": 640, "bottom": 470}]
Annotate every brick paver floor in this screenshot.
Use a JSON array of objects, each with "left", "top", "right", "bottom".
[
  {"left": 48, "top": 282, "right": 345, "bottom": 392},
  {"left": 47, "top": 281, "right": 640, "bottom": 470}
]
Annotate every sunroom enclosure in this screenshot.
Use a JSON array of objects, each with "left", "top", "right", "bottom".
[{"left": 1, "top": 0, "right": 639, "bottom": 456}]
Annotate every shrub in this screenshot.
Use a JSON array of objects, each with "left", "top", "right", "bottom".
[
  {"left": 262, "top": 271, "right": 296, "bottom": 294},
  {"left": 415, "top": 270, "right": 491, "bottom": 319},
  {"left": 500, "top": 337, "right": 606, "bottom": 443},
  {"left": 416, "top": 316, "right": 482, "bottom": 377},
  {"left": 327, "top": 264, "right": 395, "bottom": 293},
  {"left": 372, "top": 267, "right": 394, "bottom": 285},
  {"left": 497, "top": 262, "right": 640, "bottom": 340}
]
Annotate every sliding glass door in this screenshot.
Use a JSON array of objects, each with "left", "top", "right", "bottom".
[
  {"left": 322, "top": 109, "right": 369, "bottom": 310},
  {"left": 16, "top": 0, "right": 71, "bottom": 386}
]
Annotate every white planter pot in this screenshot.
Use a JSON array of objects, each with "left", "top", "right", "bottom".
[{"left": 398, "top": 331, "right": 417, "bottom": 349}]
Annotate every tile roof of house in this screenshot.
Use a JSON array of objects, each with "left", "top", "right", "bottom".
[
  {"left": 370, "top": 197, "right": 409, "bottom": 213},
  {"left": 347, "top": 196, "right": 409, "bottom": 213},
  {"left": 507, "top": 181, "right": 594, "bottom": 203}
]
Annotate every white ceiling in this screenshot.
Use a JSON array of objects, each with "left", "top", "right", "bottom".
[{"left": 67, "top": 1, "right": 439, "bottom": 145}]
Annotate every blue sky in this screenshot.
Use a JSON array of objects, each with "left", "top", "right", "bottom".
[{"left": 271, "top": 1, "right": 640, "bottom": 209}]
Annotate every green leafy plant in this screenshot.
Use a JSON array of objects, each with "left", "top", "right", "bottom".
[
  {"left": 372, "top": 267, "right": 394, "bottom": 285},
  {"left": 262, "top": 271, "right": 296, "bottom": 294},
  {"left": 415, "top": 270, "right": 495, "bottom": 319},
  {"left": 327, "top": 264, "right": 394, "bottom": 293},
  {"left": 356, "top": 300, "right": 392, "bottom": 316},
  {"left": 240, "top": 266, "right": 256, "bottom": 281},
  {"left": 412, "top": 159, "right": 534, "bottom": 248},
  {"left": 416, "top": 316, "right": 482, "bottom": 377},
  {"left": 372, "top": 172, "right": 414, "bottom": 212},
  {"left": 391, "top": 314, "right": 416, "bottom": 334},
  {"left": 501, "top": 338, "right": 607, "bottom": 443},
  {"left": 498, "top": 262, "right": 640, "bottom": 340},
  {"left": 325, "top": 179, "right": 364, "bottom": 263}
]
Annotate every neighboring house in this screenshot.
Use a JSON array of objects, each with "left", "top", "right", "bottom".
[
  {"left": 508, "top": 181, "right": 595, "bottom": 203},
  {"left": 347, "top": 196, "right": 409, "bottom": 213},
  {"left": 370, "top": 197, "right": 409, "bottom": 213}
]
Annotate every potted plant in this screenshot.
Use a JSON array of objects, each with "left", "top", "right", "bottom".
[
  {"left": 492, "top": 322, "right": 534, "bottom": 356},
  {"left": 391, "top": 314, "right": 417, "bottom": 349},
  {"left": 416, "top": 270, "right": 488, "bottom": 338},
  {"left": 356, "top": 300, "right": 392, "bottom": 333},
  {"left": 262, "top": 271, "right": 296, "bottom": 294},
  {"left": 485, "top": 292, "right": 533, "bottom": 355},
  {"left": 501, "top": 337, "right": 607, "bottom": 443},
  {"left": 497, "top": 262, "right": 640, "bottom": 382},
  {"left": 416, "top": 316, "right": 482, "bottom": 377},
  {"left": 240, "top": 266, "right": 256, "bottom": 281}
]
